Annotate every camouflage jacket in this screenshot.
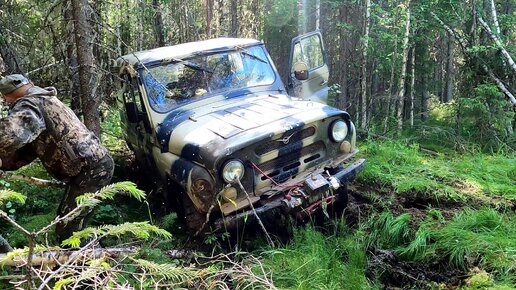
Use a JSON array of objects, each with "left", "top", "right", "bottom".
[{"left": 0, "top": 86, "right": 109, "bottom": 179}]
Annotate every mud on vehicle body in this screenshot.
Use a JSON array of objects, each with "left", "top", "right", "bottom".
[{"left": 115, "top": 32, "right": 365, "bottom": 235}]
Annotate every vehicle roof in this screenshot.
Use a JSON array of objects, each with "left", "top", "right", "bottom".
[{"left": 117, "top": 38, "right": 262, "bottom": 67}]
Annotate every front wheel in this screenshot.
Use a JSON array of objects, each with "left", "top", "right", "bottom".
[
  {"left": 329, "top": 184, "right": 348, "bottom": 219},
  {"left": 181, "top": 194, "right": 208, "bottom": 236}
]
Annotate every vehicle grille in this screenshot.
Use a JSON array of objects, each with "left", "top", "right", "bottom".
[
  {"left": 253, "top": 126, "right": 326, "bottom": 184},
  {"left": 255, "top": 127, "right": 316, "bottom": 156}
]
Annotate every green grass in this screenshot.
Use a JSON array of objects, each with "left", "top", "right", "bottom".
[
  {"left": 400, "top": 208, "right": 516, "bottom": 275},
  {"left": 358, "top": 139, "right": 516, "bottom": 204},
  {"left": 260, "top": 224, "right": 377, "bottom": 290}
]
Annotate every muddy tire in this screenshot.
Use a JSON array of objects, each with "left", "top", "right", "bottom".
[
  {"left": 181, "top": 194, "right": 208, "bottom": 236},
  {"left": 330, "top": 184, "right": 348, "bottom": 218}
]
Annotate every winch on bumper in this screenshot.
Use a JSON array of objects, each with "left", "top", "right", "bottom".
[{"left": 214, "top": 158, "right": 366, "bottom": 230}]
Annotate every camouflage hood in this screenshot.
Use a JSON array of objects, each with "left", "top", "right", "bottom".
[
  {"left": 157, "top": 94, "right": 347, "bottom": 169},
  {"left": 25, "top": 86, "right": 57, "bottom": 97}
]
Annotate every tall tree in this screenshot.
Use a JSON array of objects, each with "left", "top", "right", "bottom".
[
  {"left": 153, "top": 0, "right": 165, "bottom": 47},
  {"left": 409, "top": 44, "right": 415, "bottom": 127},
  {"left": 205, "top": 0, "right": 214, "bottom": 38},
  {"left": 71, "top": 0, "right": 101, "bottom": 136},
  {"left": 62, "top": 0, "right": 81, "bottom": 116},
  {"left": 360, "top": 0, "right": 371, "bottom": 130},
  {"left": 396, "top": 1, "right": 411, "bottom": 131},
  {"left": 444, "top": 32, "right": 454, "bottom": 102},
  {"left": 231, "top": 0, "right": 238, "bottom": 37},
  {"left": 337, "top": 2, "right": 350, "bottom": 110}
]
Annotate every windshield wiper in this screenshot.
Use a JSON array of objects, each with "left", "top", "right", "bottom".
[
  {"left": 162, "top": 57, "right": 213, "bottom": 74},
  {"left": 234, "top": 46, "right": 268, "bottom": 64}
]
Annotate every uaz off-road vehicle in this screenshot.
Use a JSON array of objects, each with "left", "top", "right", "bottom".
[{"left": 116, "top": 32, "right": 365, "bottom": 235}]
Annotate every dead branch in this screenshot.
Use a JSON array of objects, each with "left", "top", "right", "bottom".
[
  {"left": 0, "top": 275, "right": 25, "bottom": 281},
  {"left": 419, "top": 147, "right": 439, "bottom": 156},
  {"left": 0, "top": 170, "right": 66, "bottom": 188},
  {"left": 430, "top": 12, "right": 516, "bottom": 106},
  {"left": 476, "top": 12, "right": 516, "bottom": 74},
  {"left": 0, "top": 247, "right": 137, "bottom": 267}
]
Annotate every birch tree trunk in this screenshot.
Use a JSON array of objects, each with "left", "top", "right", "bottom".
[
  {"left": 138, "top": 0, "right": 144, "bottom": 50},
  {"left": 338, "top": 3, "right": 349, "bottom": 110},
  {"left": 315, "top": 0, "right": 320, "bottom": 30},
  {"left": 418, "top": 29, "right": 430, "bottom": 122},
  {"left": 383, "top": 12, "right": 400, "bottom": 133},
  {"left": 490, "top": 0, "right": 501, "bottom": 35},
  {"left": 409, "top": 44, "right": 416, "bottom": 127},
  {"left": 396, "top": 1, "right": 411, "bottom": 131},
  {"left": 360, "top": 0, "right": 371, "bottom": 130},
  {"left": 71, "top": 0, "right": 101, "bottom": 136},
  {"left": 431, "top": 11, "right": 516, "bottom": 106},
  {"left": 476, "top": 13, "right": 516, "bottom": 74}
]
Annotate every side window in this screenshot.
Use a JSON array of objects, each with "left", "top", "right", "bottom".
[
  {"left": 131, "top": 76, "right": 145, "bottom": 113},
  {"left": 291, "top": 34, "right": 325, "bottom": 72},
  {"left": 122, "top": 74, "right": 144, "bottom": 112}
]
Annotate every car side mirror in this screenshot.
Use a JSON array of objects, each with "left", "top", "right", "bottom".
[
  {"left": 293, "top": 62, "right": 309, "bottom": 80},
  {"left": 125, "top": 102, "right": 141, "bottom": 123}
]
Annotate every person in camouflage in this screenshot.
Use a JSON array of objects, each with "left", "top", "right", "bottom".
[{"left": 0, "top": 74, "right": 114, "bottom": 242}]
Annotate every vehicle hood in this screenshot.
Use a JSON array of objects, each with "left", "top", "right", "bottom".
[{"left": 156, "top": 94, "right": 347, "bottom": 168}]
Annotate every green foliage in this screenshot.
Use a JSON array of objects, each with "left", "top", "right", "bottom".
[
  {"left": 62, "top": 222, "right": 171, "bottom": 248},
  {"left": 6, "top": 214, "right": 55, "bottom": 247},
  {"left": 358, "top": 139, "right": 516, "bottom": 203},
  {"left": 130, "top": 258, "right": 206, "bottom": 284},
  {"left": 261, "top": 225, "right": 376, "bottom": 289},
  {"left": 363, "top": 212, "right": 411, "bottom": 249},
  {"left": 400, "top": 208, "right": 516, "bottom": 275},
  {"left": 100, "top": 109, "right": 127, "bottom": 153},
  {"left": 456, "top": 84, "right": 515, "bottom": 152},
  {"left": 0, "top": 189, "right": 26, "bottom": 207}
]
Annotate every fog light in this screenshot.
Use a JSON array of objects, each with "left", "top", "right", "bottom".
[
  {"left": 222, "top": 187, "right": 237, "bottom": 202},
  {"left": 340, "top": 141, "right": 351, "bottom": 153}
]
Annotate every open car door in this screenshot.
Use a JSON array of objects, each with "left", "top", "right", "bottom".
[{"left": 287, "top": 31, "right": 329, "bottom": 104}]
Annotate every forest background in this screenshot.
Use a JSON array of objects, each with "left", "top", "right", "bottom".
[{"left": 0, "top": 0, "right": 515, "bottom": 289}]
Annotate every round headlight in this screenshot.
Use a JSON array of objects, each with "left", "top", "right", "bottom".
[
  {"left": 222, "top": 160, "right": 245, "bottom": 183},
  {"left": 330, "top": 120, "right": 348, "bottom": 142}
]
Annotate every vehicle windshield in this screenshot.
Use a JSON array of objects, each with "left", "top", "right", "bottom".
[{"left": 142, "top": 45, "right": 276, "bottom": 112}]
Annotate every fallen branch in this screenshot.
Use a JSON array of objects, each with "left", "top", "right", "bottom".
[
  {"left": 0, "top": 170, "right": 66, "bottom": 187},
  {"left": 0, "top": 275, "right": 25, "bottom": 281},
  {"left": 0, "top": 247, "right": 137, "bottom": 267},
  {"left": 476, "top": 12, "right": 516, "bottom": 74},
  {"left": 430, "top": 12, "right": 516, "bottom": 106},
  {"left": 419, "top": 147, "right": 439, "bottom": 156}
]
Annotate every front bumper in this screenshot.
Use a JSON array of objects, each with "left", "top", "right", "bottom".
[{"left": 214, "top": 158, "right": 366, "bottom": 230}]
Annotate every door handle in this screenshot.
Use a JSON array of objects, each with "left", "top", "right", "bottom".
[{"left": 320, "top": 79, "right": 328, "bottom": 86}]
